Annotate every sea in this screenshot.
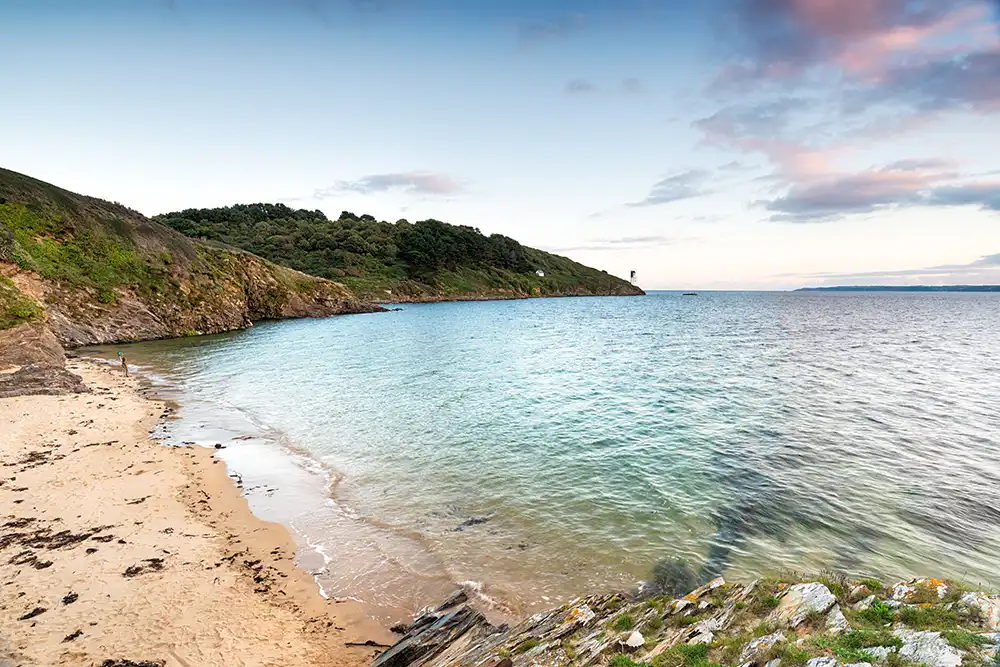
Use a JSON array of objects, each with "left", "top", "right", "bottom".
[{"left": 85, "top": 291, "right": 1000, "bottom": 624}]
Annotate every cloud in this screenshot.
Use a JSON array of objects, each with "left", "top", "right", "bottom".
[
  {"left": 797, "top": 252, "right": 1000, "bottom": 284},
  {"left": 925, "top": 181, "right": 1000, "bottom": 210},
  {"left": 620, "top": 77, "right": 645, "bottom": 94},
  {"left": 565, "top": 79, "right": 597, "bottom": 94},
  {"left": 694, "top": 2, "right": 1000, "bottom": 223},
  {"left": 846, "top": 50, "right": 1000, "bottom": 113},
  {"left": 627, "top": 170, "right": 713, "bottom": 207},
  {"left": 315, "top": 171, "right": 462, "bottom": 197},
  {"left": 715, "top": 0, "right": 991, "bottom": 89},
  {"left": 763, "top": 163, "right": 948, "bottom": 222},
  {"left": 761, "top": 158, "right": 1000, "bottom": 222},
  {"left": 517, "top": 14, "right": 585, "bottom": 46},
  {"left": 548, "top": 235, "right": 686, "bottom": 252}
]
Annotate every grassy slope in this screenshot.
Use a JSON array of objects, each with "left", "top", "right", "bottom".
[
  {"left": 154, "top": 206, "right": 644, "bottom": 302},
  {"left": 0, "top": 168, "right": 372, "bottom": 341}
]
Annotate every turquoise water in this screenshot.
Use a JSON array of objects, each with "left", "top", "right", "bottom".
[{"left": 91, "top": 292, "right": 1000, "bottom": 619}]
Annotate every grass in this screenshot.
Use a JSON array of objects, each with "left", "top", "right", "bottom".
[
  {"left": 1, "top": 201, "right": 164, "bottom": 305},
  {"left": 613, "top": 613, "right": 637, "bottom": 632},
  {"left": 804, "top": 630, "right": 904, "bottom": 665},
  {"left": 855, "top": 599, "right": 897, "bottom": 627},
  {"left": 750, "top": 580, "right": 783, "bottom": 616},
  {"left": 898, "top": 605, "right": 962, "bottom": 631},
  {"left": 766, "top": 644, "right": 812, "bottom": 667},
  {"left": 611, "top": 656, "right": 649, "bottom": 667},
  {"left": 513, "top": 638, "right": 541, "bottom": 655},
  {"left": 644, "top": 615, "right": 665, "bottom": 635},
  {"left": 836, "top": 630, "right": 904, "bottom": 651},
  {"left": 860, "top": 578, "right": 884, "bottom": 593},
  {"left": 0, "top": 275, "right": 43, "bottom": 330},
  {"left": 650, "top": 642, "right": 720, "bottom": 667},
  {"left": 942, "top": 630, "right": 993, "bottom": 652},
  {"left": 836, "top": 647, "right": 881, "bottom": 663}
]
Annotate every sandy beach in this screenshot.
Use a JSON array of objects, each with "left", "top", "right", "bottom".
[{"left": 0, "top": 359, "right": 394, "bottom": 667}]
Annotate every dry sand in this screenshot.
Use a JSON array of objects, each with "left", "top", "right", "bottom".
[{"left": 0, "top": 359, "right": 394, "bottom": 667}]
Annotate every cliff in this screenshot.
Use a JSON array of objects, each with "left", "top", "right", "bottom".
[
  {"left": 154, "top": 205, "right": 645, "bottom": 302},
  {"left": 0, "top": 168, "right": 380, "bottom": 396},
  {"left": 374, "top": 576, "right": 1000, "bottom": 667}
]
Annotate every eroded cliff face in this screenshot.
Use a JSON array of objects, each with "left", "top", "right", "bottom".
[
  {"left": 0, "top": 168, "right": 381, "bottom": 397},
  {"left": 2, "top": 254, "right": 376, "bottom": 348}
]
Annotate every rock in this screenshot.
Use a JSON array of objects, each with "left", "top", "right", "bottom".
[
  {"left": 806, "top": 657, "right": 838, "bottom": 667},
  {"left": 560, "top": 604, "right": 596, "bottom": 631},
  {"left": 623, "top": 630, "right": 644, "bottom": 650},
  {"left": 764, "top": 660, "right": 781, "bottom": 667},
  {"left": 850, "top": 585, "right": 873, "bottom": 602},
  {"left": 826, "top": 605, "right": 850, "bottom": 634},
  {"left": 890, "top": 578, "right": 947, "bottom": 602},
  {"left": 960, "top": 592, "right": 1000, "bottom": 631},
  {"left": 739, "top": 631, "right": 786, "bottom": 663},
  {"left": 852, "top": 595, "right": 876, "bottom": 611},
  {"left": 768, "top": 583, "right": 837, "bottom": 628},
  {"left": 861, "top": 646, "right": 897, "bottom": 662},
  {"left": 0, "top": 323, "right": 88, "bottom": 398},
  {"left": 435, "top": 589, "right": 469, "bottom": 611},
  {"left": 371, "top": 605, "right": 492, "bottom": 667},
  {"left": 895, "top": 630, "right": 962, "bottom": 667}
]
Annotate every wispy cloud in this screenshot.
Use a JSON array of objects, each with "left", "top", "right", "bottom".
[
  {"left": 517, "top": 13, "right": 585, "bottom": 47},
  {"left": 627, "top": 170, "right": 713, "bottom": 207},
  {"left": 565, "top": 78, "right": 597, "bottom": 94},
  {"left": 696, "top": 0, "right": 1000, "bottom": 224},
  {"left": 620, "top": 77, "right": 645, "bottom": 95},
  {"left": 314, "top": 171, "right": 462, "bottom": 197},
  {"left": 795, "top": 252, "right": 1000, "bottom": 284}
]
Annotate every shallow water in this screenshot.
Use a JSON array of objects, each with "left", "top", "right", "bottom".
[{"left": 88, "top": 291, "right": 1000, "bottom": 620}]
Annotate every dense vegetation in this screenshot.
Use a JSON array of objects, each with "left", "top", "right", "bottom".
[
  {"left": 0, "top": 168, "right": 371, "bottom": 342},
  {"left": 0, "top": 275, "right": 42, "bottom": 330},
  {"left": 155, "top": 204, "right": 642, "bottom": 300}
]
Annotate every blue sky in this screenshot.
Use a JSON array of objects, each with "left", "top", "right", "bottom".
[{"left": 2, "top": 0, "right": 999, "bottom": 289}]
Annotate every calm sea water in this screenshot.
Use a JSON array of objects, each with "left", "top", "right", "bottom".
[{"left": 90, "top": 292, "right": 1000, "bottom": 621}]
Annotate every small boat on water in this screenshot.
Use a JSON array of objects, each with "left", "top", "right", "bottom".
[{"left": 682, "top": 292, "right": 698, "bottom": 296}]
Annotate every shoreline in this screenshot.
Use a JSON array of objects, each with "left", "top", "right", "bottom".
[
  {"left": 80, "top": 347, "right": 543, "bottom": 628},
  {"left": 0, "top": 358, "right": 394, "bottom": 666}
]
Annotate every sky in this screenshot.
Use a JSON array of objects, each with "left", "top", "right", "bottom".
[{"left": 2, "top": 0, "right": 999, "bottom": 289}]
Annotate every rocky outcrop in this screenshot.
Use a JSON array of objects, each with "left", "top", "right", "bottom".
[
  {"left": 374, "top": 577, "right": 1000, "bottom": 667},
  {"left": 0, "top": 322, "right": 87, "bottom": 398}
]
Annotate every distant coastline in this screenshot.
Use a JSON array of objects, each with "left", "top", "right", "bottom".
[{"left": 796, "top": 285, "right": 1000, "bottom": 292}]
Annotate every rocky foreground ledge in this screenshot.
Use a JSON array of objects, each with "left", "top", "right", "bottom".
[{"left": 374, "top": 576, "right": 1000, "bottom": 667}]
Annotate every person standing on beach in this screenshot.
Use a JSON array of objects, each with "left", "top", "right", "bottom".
[{"left": 118, "top": 352, "right": 129, "bottom": 377}]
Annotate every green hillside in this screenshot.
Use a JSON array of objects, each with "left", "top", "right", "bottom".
[
  {"left": 0, "top": 168, "right": 376, "bottom": 344},
  {"left": 154, "top": 205, "right": 643, "bottom": 301}
]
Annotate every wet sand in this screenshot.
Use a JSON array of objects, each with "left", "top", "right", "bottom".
[{"left": 0, "top": 359, "right": 394, "bottom": 667}]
